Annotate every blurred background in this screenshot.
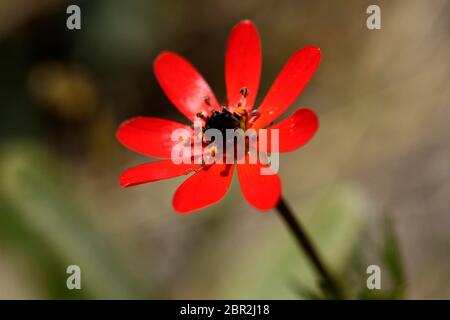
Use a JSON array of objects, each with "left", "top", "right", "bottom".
[{"left": 0, "top": 0, "right": 449, "bottom": 299}]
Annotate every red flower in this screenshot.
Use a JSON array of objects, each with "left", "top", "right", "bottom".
[{"left": 117, "top": 20, "right": 321, "bottom": 214}]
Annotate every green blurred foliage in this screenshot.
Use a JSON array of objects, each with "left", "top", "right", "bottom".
[
  {"left": 0, "top": 0, "right": 449, "bottom": 299},
  {"left": 0, "top": 143, "right": 151, "bottom": 298},
  {"left": 213, "top": 186, "right": 368, "bottom": 299}
]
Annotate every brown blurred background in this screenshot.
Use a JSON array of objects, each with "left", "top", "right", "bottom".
[{"left": 0, "top": 0, "right": 449, "bottom": 299}]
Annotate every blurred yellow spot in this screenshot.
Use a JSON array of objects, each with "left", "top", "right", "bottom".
[{"left": 28, "top": 62, "right": 97, "bottom": 120}]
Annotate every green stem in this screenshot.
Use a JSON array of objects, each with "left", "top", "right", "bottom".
[{"left": 276, "top": 197, "right": 344, "bottom": 299}]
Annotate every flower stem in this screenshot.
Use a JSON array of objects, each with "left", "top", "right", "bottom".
[{"left": 276, "top": 197, "right": 344, "bottom": 299}]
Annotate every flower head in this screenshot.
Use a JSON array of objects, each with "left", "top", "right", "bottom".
[{"left": 117, "top": 20, "right": 321, "bottom": 214}]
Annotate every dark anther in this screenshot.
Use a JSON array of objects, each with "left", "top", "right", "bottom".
[
  {"left": 248, "top": 109, "right": 260, "bottom": 124},
  {"left": 196, "top": 112, "right": 206, "bottom": 119},
  {"left": 240, "top": 87, "right": 249, "bottom": 98},
  {"left": 250, "top": 110, "right": 260, "bottom": 117}
]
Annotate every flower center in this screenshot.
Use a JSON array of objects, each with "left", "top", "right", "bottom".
[
  {"left": 204, "top": 109, "right": 243, "bottom": 136},
  {"left": 195, "top": 88, "right": 261, "bottom": 162}
]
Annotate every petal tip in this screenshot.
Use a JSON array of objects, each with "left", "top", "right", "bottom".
[
  {"left": 251, "top": 190, "right": 281, "bottom": 211},
  {"left": 172, "top": 204, "right": 194, "bottom": 215},
  {"left": 115, "top": 116, "right": 143, "bottom": 146},
  {"left": 299, "top": 107, "right": 320, "bottom": 130},
  {"left": 298, "top": 46, "right": 322, "bottom": 61},
  {"left": 119, "top": 176, "right": 131, "bottom": 188},
  {"left": 154, "top": 50, "right": 174, "bottom": 63},
  {"left": 238, "top": 19, "right": 255, "bottom": 26},
  {"left": 172, "top": 196, "right": 201, "bottom": 215},
  {"left": 306, "top": 45, "right": 322, "bottom": 58}
]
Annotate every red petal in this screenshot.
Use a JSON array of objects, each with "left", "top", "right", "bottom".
[
  {"left": 237, "top": 161, "right": 281, "bottom": 211},
  {"left": 225, "top": 20, "right": 262, "bottom": 111},
  {"left": 119, "top": 160, "right": 200, "bottom": 187},
  {"left": 116, "top": 117, "right": 192, "bottom": 159},
  {"left": 252, "top": 46, "right": 322, "bottom": 129},
  {"left": 173, "top": 164, "right": 234, "bottom": 214},
  {"left": 262, "top": 108, "right": 319, "bottom": 152},
  {"left": 154, "top": 51, "right": 220, "bottom": 122}
]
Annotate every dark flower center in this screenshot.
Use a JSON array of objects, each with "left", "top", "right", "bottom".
[{"left": 204, "top": 109, "right": 241, "bottom": 137}]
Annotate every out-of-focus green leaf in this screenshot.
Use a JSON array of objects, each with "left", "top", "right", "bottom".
[
  {"left": 0, "top": 142, "right": 148, "bottom": 299},
  {"left": 0, "top": 196, "right": 92, "bottom": 299},
  {"left": 291, "top": 278, "right": 323, "bottom": 300},
  {"left": 356, "top": 214, "right": 406, "bottom": 300},
  {"left": 213, "top": 185, "right": 368, "bottom": 299},
  {"left": 382, "top": 215, "right": 406, "bottom": 299}
]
